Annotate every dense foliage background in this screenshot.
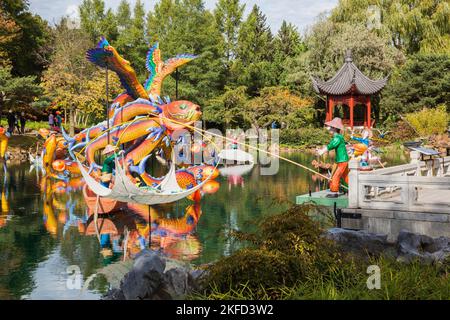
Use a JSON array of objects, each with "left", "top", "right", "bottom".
[{"left": 0, "top": 0, "right": 449, "bottom": 143}]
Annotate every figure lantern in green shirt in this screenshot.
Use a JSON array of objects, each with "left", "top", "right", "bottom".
[
  {"left": 101, "top": 144, "right": 119, "bottom": 187},
  {"left": 316, "top": 117, "right": 349, "bottom": 198}
]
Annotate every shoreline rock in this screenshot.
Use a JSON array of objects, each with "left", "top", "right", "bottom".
[
  {"left": 324, "top": 228, "right": 450, "bottom": 263},
  {"left": 103, "top": 249, "right": 208, "bottom": 300}
]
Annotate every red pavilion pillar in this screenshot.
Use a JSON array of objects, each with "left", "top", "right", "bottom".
[
  {"left": 367, "top": 97, "right": 371, "bottom": 128},
  {"left": 327, "top": 96, "right": 333, "bottom": 122},
  {"left": 349, "top": 95, "right": 354, "bottom": 129}
]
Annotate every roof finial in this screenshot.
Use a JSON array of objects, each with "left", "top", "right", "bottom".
[{"left": 345, "top": 49, "right": 353, "bottom": 63}]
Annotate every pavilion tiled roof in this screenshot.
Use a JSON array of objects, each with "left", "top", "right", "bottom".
[{"left": 311, "top": 50, "right": 388, "bottom": 96}]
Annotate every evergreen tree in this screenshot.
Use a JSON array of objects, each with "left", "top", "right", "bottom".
[
  {"left": 119, "top": 0, "right": 147, "bottom": 81},
  {"left": 234, "top": 5, "right": 274, "bottom": 96},
  {"left": 116, "top": 0, "right": 132, "bottom": 31},
  {"left": 0, "top": 65, "right": 42, "bottom": 118},
  {"left": 214, "top": 0, "right": 245, "bottom": 66},
  {"left": 147, "top": 0, "right": 225, "bottom": 105},
  {"left": 273, "top": 21, "right": 304, "bottom": 84},
  {"left": 79, "top": 0, "right": 117, "bottom": 42},
  {"left": 236, "top": 5, "right": 273, "bottom": 64},
  {"left": 100, "top": 8, "right": 118, "bottom": 41},
  {"left": 380, "top": 54, "right": 450, "bottom": 119},
  {"left": 274, "top": 21, "right": 302, "bottom": 58}
]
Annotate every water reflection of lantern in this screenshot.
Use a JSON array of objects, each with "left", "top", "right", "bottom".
[
  {"left": 58, "top": 211, "right": 67, "bottom": 224},
  {"left": 43, "top": 198, "right": 58, "bottom": 236},
  {"left": 83, "top": 185, "right": 126, "bottom": 214},
  {"left": 52, "top": 181, "right": 67, "bottom": 194},
  {"left": 0, "top": 189, "right": 9, "bottom": 228}
]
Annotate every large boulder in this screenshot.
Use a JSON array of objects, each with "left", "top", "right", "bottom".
[
  {"left": 103, "top": 250, "right": 206, "bottom": 300},
  {"left": 324, "top": 228, "right": 391, "bottom": 256},
  {"left": 396, "top": 230, "right": 450, "bottom": 264},
  {"left": 160, "top": 268, "right": 194, "bottom": 299},
  {"left": 120, "top": 250, "right": 166, "bottom": 300}
]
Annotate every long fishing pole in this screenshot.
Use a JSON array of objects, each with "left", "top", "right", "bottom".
[
  {"left": 75, "top": 113, "right": 346, "bottom": 189},
  {"left": 158, "top": 116, "right": 336, "bottom": 184},
  {"left": 106, "top": 63, "right": 110, "bottom": 145}
]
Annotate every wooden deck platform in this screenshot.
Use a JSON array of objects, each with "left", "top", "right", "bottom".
[{"left": 296, "top": 190, "right": 348, "bottom": 208}]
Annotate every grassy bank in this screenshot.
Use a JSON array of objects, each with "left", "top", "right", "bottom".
[
  {"left": 191, "top": 204, "right": 449, "bottom": 300},
  {"left": 8, "top": 135, "right": 40, "bottom": 149}
]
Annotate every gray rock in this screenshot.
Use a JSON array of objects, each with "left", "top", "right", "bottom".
[
  {"left": 324, "top": 228, "right": 390, "bottom": 256},
  {"left": 160, "top": 268, "right": 192, "bottom": 299},
  {"left": 102, "top": 288, "right": 125, "bottom": 300},
  {"left": 396, "top": 230, "right": 450, "bottom": 264},
  {"left": 120, "top": 250, "right": 166, "bottom": 299}
]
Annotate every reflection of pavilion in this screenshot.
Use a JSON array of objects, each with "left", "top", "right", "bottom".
[{"left": 219, "top": 164, "right": 254, "bottom": 190}]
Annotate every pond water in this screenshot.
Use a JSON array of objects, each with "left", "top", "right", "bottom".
[{"left": 0, "top": 150, "right": 409, "bottom": 299}]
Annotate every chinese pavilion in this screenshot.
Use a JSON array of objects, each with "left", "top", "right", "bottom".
[{"left": 311, "top": 50, "right": 388, "bottom": 128}]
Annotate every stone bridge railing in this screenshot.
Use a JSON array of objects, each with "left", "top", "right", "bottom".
[{"left": 348, "top": 151, "right": 450, "bottom": 214}]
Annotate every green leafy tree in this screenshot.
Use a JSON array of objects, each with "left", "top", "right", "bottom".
[
  {"left": 0, "top": 0, "right": 53, "bottom": 77},
  {"left": 380, "top": 54, "right": 450, "bottom": 119},
  {"left": 330, "top": 0, "right": 450, "bottom": 54},
  {"left": 126, "top": 0, "right": 147, "bottom": 81},
  {"left": 41, "top": 20, "right": 121, "bottom": 134},
  {"left": 204, "top": 85, "right": 248, "bottom": 128},
  {"left": 244, "top": 87, "right": 315, "bottom": 131}
]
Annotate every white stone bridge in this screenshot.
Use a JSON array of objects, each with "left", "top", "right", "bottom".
[{"left": 344, "top": 151, "right": 450, "bottom": 240}]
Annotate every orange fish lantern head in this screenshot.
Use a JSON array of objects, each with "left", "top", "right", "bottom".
[
  {"left": 202, "top": 166, "right": 220, "bottom": 180},
  {"left": 56, "top": 139, "right": 67, "bottom": 149},
  {"left": 39, "top": 128, "right": 50, "bottom": 139},
  {"left": 52, "top": 159, "right": 66, "bottom": 172},
  {"left": 202, "top": 180, "right": 220, "bottom": 194},
  {"left": 0, "top": 127, "right": 5, "bottom": 135},
  {"left": 161, "top": 101, "right": 201, "bottom": 131}
]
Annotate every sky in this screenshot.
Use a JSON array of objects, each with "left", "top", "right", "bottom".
[{"left": 28, "top": 0, "right": 338, "bottom": 34}]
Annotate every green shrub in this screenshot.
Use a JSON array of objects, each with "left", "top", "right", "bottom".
[
  {"left": 384, "top": 119, "right": 418, "bottom": 143},
  {"left": 405, "top": 105, "right": 449, "bottom": 137},
  {"left": 280, "top": 127, "right": 330, "bottom": 147},
  {"left": 202, "top": 205, "right": 347, "bottom": 299},
  {"left": 194, "top": 204, "right": 450, "bottom": 300}
]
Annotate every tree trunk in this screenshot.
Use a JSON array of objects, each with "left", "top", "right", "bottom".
[{"left": 69, "top": 104, "right": 75, "bottom": 136}]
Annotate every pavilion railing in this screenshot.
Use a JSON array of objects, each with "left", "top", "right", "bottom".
[{"left": 348, "top": 151, "right": 450, "bottom": 214}]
